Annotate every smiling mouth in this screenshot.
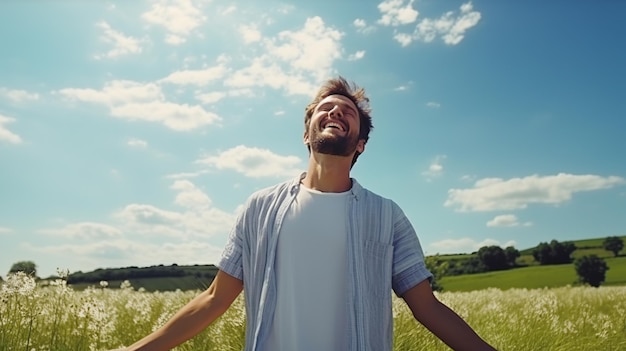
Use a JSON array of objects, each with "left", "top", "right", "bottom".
[{"left": 321, "top": 121, "right": 346, "bottom": 132}]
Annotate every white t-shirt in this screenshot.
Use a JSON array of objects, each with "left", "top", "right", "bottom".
[{"left": 265, "top": 185, "right": 350, "bottom": 351}]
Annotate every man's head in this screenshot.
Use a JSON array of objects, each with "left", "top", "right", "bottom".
[{"left": 304, "top": 77, "right": 373, "bottom": 167}]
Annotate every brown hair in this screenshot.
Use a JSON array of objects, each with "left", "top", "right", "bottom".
[{"left": 304, "top": 76, "right": 373, "bottom": 167}]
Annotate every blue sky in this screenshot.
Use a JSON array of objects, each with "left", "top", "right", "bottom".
[{"left": 1, "top": 0, "right": 625, "bottom": 278}]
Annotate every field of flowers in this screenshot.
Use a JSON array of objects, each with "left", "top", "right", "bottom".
[{"left": 1, "top": 271, "right": 625, "bottom": 351}]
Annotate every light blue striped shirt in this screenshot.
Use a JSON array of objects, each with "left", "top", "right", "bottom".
[{"left": 217, "top": 173, "right": 432, "bottom": 351}]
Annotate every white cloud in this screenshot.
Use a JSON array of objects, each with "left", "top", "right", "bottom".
[
  {"left": 0, "top": 114, "right": 23, "bottom": 144},
  {"left": 127, "top": 138, "right": 148, "bottom": 148},
  {"left": 353, "top": 18, "right": 376, "bottom": 34},
  {"left": 347, "top": 50, "right": 366, "bottom": 61},
  {"left": 426, "top": 101, "right": 441, "bottom": 108},
  {"left": 220, "top": 5, "right": 236, "bottom": 16},
  {"left": 354, "top": 18, "right": 366, "bottom": 28},
  {"left": 58, "top": 80, "right": 162, "bottom": 105},
  {"left": 486, "top": 214, "right": 532, "bottom": 228},
  {"left": 460, "top": 174, "right": 476, "bottom": 182},
  {"left": 164, "top": 170, "right": 211, "bottom": 180},
  {"left": 393, "top": 32, "right": 413, "bottom": 47},
  {"left": 115, "top": 181, "right": 235, "bottom": 238},
  {"left": 422, "top": 155, "right": 446, "bottom": 180},
  {"left": 39, "top": 222, "right": 123, "bottom": 240},
  {"left": 414, "top": 1, "right": 481, "bottom": 45},
  {"left": 0, "top": 227, "right": 13, "bottom": 234},
  {"left": 445, "top": 173, "right": 626, "bottom": 212},
  {"left": 30, "top": 181, "right": 231, "bottom": 248},
  {"left": 225, "top": 16, "right": 344, "bottom": 96},
  {"left": 58, "top": 80, "right": 221, "bottom": 131},
  {"left": 195, "top": 91, "right": 226, "bottom": 104},
  {"left": 170, "top": 180, "right": 212, "bottom": 209},
  {"left": 95, "top": 21, "right": 142, "bottom": 59},
  {"left": 428, "top": 237, "right": 517, "bottom": 254},
  {"left": 0, "top": 87, "right": 39, "bottom": 102},
  {"left": 377, "top": 0, "right": 419, "bottom": 27},
  {"left": 26, "top": 239, "right": 224, "bottom": 271},
  {"left": 142, "top": 0, "right": 206, "bottom": 45},
  {"left": 159, "top": 64, "right": 228, "bottom": 86},
  {"left": 239, "top": 24, "right": 262, "bottom": 44},
  {"left": 197, "top": 145, "right": 303, "bottom": 178},
  {"left": 110, "top": 101, "right": 221, "bottom": 131}
]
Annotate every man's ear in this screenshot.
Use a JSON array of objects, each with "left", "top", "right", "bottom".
[{"left": 356, "top": 139, "right": 365, "bottom": 154}]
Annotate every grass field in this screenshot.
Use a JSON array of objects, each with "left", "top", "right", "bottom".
[
  {"left": 440, "top": 256, "right": 626, "bottom": 292},
  {"left": 64, "top": 276, "right": 213, "bottom": 292},
  {"left": 2, "top": 272, "right": 625, "bottom": 351}
]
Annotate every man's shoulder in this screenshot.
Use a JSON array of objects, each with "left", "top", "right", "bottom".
[
  {"left": 355, "top": 181, "right": 395, "bottom": 205},
  {"left": 355, "top": 181, "right": 403, "bottom": 215}
]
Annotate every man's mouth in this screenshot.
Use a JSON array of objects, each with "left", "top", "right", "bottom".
[{"left": 321, "top": 121, "right": 346, "bottom": 132}]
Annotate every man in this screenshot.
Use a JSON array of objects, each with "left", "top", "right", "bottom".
[{"left": 122, "top": 77, "right": 497, "bottom": 351}]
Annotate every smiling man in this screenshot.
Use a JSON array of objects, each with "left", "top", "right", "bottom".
[{"left": 120, "top": 77, "right": 497, "bottom": 351}]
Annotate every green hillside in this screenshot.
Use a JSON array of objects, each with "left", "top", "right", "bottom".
[
  {"left": 44, "top": 235, "right": 625, "bottom": 293},
  {"left": 440, "top": 256, "right": 626, "bottom": 292}
]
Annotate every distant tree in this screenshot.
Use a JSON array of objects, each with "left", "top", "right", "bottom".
[
  {"left": 424, "top": 255, "right": 449, "bottom": 291},
  {"left": 574, "top": 255, "right": 609, "bottom": 287},
  {"left": 532, "top": 240, "right": 576, "bottom": 265},
  {"left": 477, "top": 246, "right": 508, "bottom": 271},
  {"left": 9, "top": 261, "right": 37, "bottom": 277},
  {"left": 504, "top": 246, "right": 520, "bottom": 267},
  {"left": 603, "top": 236, "right": 624, "bottom": 257}
]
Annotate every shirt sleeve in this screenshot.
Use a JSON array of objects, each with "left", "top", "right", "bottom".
[
  {"left": 390, "top": 201, "right": 433, "bottom": 296},
  {"left": 216, "top": 197, "right": 252, "bottom": 281}
]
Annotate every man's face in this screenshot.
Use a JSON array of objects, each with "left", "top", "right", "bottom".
[{"left": 305, "top": 94, "right": 364, "bottom": 157}]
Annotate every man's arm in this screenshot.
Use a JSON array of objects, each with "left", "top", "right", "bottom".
[
  {"left": 402, "top": 279, "right": 497, "bottom": 351},
  {"left": 123, "top": 270, "right": 243, "bottom": 351}
]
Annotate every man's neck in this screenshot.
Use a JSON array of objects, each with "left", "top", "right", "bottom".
[{"left": 302, "top": 153, "right": 352, "bottom": 193}]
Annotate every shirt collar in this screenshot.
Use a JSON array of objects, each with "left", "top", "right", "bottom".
[{"left": 290, "top": 172, "right": 362, "bottom": 200}]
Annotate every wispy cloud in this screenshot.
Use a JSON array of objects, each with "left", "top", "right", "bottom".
[
  {"left": 0, "top": 227, "right": 13, "bottom": 234},
  {"left": 142, "top": 0, "right": 206, "bottom": 45},
  {"left": 159, "top": 63, "right": 228, "bottom": 86},
  {"left": 0, "top": 114, "right": 23, "bottom": 144},
  {"left": 426, "top": 101, "right": 441, "bottom": 108},
  {"left": 486, "top": 214, "right": 532, "bottom": 228},
  {"left": 377, "top": 0, "right": 419, "bottom": 27},
  {"left": 347, "top": 50, "right": 366, "bottom": 61},
  {"left": 422, "top": 155, "right": 446, "bottom": 180},
  {"left": 39, "top": 222, "right": 123, "bottom": 239},
  {"left": 225, "top": 16, "right": 344, "bottom": 96},
  {"left": 196, "top": 145, "right": 303, "bottom": 178},
  {"left": 127, "top": 138, "right": 148, "bottom": 148},
  {"left": 394, "top": 1, "right": 481, "bottom": 47},
  {"left": 445, "top": 173, "right": 626, "bottom": 212},
  {"left": 94, "top": 21, "right": 142, "bottom": 59},
  {"left": 195, "top": 91, "right": 227, "bottom": 104},
  {"left": 0, "top": 87, "right": 40, "bottom": 102},
  {"left": 57, "top": 80, "right": 221, "bottom": 131},
  {"left": 353, "top": 18, "right": 376, "bottom": 34},
  {"left": 239, "top": 24, "right": 262, "bottom": 44}
]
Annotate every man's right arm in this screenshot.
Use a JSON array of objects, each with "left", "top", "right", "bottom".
[{"left": 122, "top": 270, "right": 243, "bottom": 351}]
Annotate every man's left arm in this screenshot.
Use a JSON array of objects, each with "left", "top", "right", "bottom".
[{"left": 402, "top": 280, "right": 498, "bottom": 351}]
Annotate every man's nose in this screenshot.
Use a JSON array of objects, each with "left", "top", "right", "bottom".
[{"left": 328, "top": 105, "right": 343, "bottom": 118}]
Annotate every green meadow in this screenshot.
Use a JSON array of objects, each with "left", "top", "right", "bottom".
[{"left": 441, "top": 256, "right": 626, "bottom": 292}]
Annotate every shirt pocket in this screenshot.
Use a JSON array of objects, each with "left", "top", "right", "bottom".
[{"left": 363, "top": 240, "right": 393, "bottom": 298}]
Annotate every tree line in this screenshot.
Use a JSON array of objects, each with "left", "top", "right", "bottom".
[
  {"left": 427, "top": 236, "right": 623, "bottom": 289},
  {"left": 4, "top": 236, "right": 623, "bottom": 289}
]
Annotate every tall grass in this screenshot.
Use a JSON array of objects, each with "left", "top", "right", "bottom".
[{"left": 1, "top": 272, "right": 625, "bottom": 350}]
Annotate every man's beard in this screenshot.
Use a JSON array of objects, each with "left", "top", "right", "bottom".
[{"left": 310, "top": 130, "right": 359, "bottom": 157}]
